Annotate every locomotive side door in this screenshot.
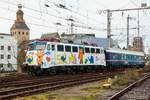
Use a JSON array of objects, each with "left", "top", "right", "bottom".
[{"left": 50, "top": 44, "right": 56, "bottom": 65}]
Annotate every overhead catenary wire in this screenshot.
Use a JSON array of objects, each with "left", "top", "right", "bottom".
[
  {"left": 0, "top": 4, "right": 107, "bottom": 33},
  {"left": 0, "top": 6, "right": 58, "bottom": 26},
  {"left": 0, "top": 0, "right": 107, "bottom": 32},
  {"left": 0, "top": 0, "right": 106, "bottom": 26},
  {"left": 0, "top": 16, "right": 66, "bottom": 31},
  {"left": 43, "top": 0, "right": 107, "bottom": 25}
]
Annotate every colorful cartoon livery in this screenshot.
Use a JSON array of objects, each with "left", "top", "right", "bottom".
[
  {"left": 25, "top": 40, "right": 145, "bottom": 75},
  {"left": 25, "top": 40, "right": 106, "bottom": 75}
]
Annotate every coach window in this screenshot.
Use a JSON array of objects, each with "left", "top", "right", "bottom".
[
  {"left": 124, "top": 55, "right": 126, "bottom": 59},
  {"left": 96, "top": 48, "right": 100, "bottom": 54},
  {"left": 134, "top": 56, "right": 136, "bottom": 60},
  {"left": 47, "top": 44, "right": 51, "bottom": 50},
  {"left": 65, "top": 45, "right": 71, "bottom": 52},
  {"left": 57, "top": 45, "right": 64, "bottom": 52},
  {"left": 85, "top": 47, "right": 90, "bottom": 53},
  {"left": 72, "top": 46, "right": 78, "bottom": 52},
  {"left": 52, "top": 45, "right": 55, "bottom": 51},
  {"left": 139, "top": 56, "right": 141, "bottom": 60},
  {"left": 91, "top": 48, "right": 95, "bottom": 53},
  {"left": 122, "top": 54, "right": 125, "bottom": 59}
]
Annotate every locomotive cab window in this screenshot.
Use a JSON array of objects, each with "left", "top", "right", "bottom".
[
  {"left": 101, "top": 49, "right": 104, "bottom": 54},
  {"left": 85, "top": 47, "right": 90, "bottom": 53},
  {"left": 47, "top": 44, "right": 51, "bottom": 50},
  {"left": 72, "top": 46, "right": 78, "bottom": 52},
  {"left": 96, "top": 49, "right": 100, "bottom": 54},
  {"left": 57, "top": 45, "right": 64, "bottom": 51},
  {"left": 65, "top": 45, "right": 71, "bottom": 52}
]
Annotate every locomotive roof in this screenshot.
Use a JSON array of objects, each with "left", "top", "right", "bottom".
[
  {"left": 106, "top": 48, "right": 145, "bottom": 56},
  {"left": 47, "top": 42, "right": 104, "bottom": 49}
]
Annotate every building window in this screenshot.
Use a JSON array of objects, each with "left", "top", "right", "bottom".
[
  {"left": 0, "top": 64, "right": 3, "bottom": 68},
  {"left": 8, "top": 63, "right": 12, "bottom": 68},
  {"left": 26, "top": 32, "right": 28, "bottom": 35},
  {"left": 0, "top": 55, "right": 4, "bottom": 59},
  {"left": 7, "top": 55, "right": 11, "bottom": 59},
  {"left": 1, "top": 46, "right": 4, "bottom": 50},
  {"left": 22, "top": 32, "right": 24, "bottom": 35},
  {"left": 18, "top": 32, "right": 20, "bottom": 35},
  {"left": 8, "top": 46, "right": 11, "bottom": 51}
]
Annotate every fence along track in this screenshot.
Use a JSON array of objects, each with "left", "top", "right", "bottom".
[{"left": 107, "top": 73, "right": 150, "bottom": 100}]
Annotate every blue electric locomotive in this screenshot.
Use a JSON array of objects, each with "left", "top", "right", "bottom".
[{"left": 105, "top": 48, "right": 145, "bottom": 68}]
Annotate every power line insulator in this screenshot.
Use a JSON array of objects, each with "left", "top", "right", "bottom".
[{"left": 45, "top": 4, "right": 49, "bottom": 7}]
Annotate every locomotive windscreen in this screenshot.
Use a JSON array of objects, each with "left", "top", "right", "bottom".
[{"left": 28, "top": 41, "right": 47, "bottom": 50}]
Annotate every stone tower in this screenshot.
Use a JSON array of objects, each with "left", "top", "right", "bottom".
[{"left": 10, "top": 4, "right": 30, "bottom": 45}]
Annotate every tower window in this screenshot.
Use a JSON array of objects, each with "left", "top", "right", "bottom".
[
  {"left": 18, "top": 32, "right": 20, "bottom": 35},
  {"left": 26, "top": 32, "right": 28, "bottom": 35},
  {"left": 22, "top": 32, "right": 24, "bottom": 35}
]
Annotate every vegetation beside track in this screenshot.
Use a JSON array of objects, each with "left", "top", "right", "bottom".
[
  {"left": 112, "top": 69, "right": 141, "bottom": 86},
  {"left": 17, "top": 68, "right": 143, "bottom": 100},
  {"left": 0, "top": 72, "right": 17, "bottom": 77}
]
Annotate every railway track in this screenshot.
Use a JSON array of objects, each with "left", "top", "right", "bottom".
[
  {"left": 0, "top": 72, "right": 117, "bottom": 100},
  {"left": 107, "top": 73, "right": 150, "bottom": 100},
  {"left": 0, "top": 74, "right": 29, "bottom": 83},
  {"left": 0, "top": 73, "right": 100, "bottom": 88}
]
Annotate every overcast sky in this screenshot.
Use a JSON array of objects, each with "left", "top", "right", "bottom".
[{"left": 0, "top": 0, "right": 150, "bottom": 52}]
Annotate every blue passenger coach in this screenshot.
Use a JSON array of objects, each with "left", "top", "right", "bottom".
[{"left": 105, "top": 48, "right": 145, "bottom": 68}]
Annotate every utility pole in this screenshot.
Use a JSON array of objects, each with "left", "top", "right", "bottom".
[
  {"left": 99, "top": 6, "right": 150, "bottom": 48},
  {"left": 127, "top": 15, "right": 134, "bottom": 49},
  {"left": 137, "top": 10, "right": 140, "bottom": 36},
  {"left": 107, "top": 9, "right": 111, "bottom": 48},
  {"left": 127, "top": 14, "right": 130, "bottom": 49},
  {"left": 70, "top": 22, "right": 74, "bottom": 34}
]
